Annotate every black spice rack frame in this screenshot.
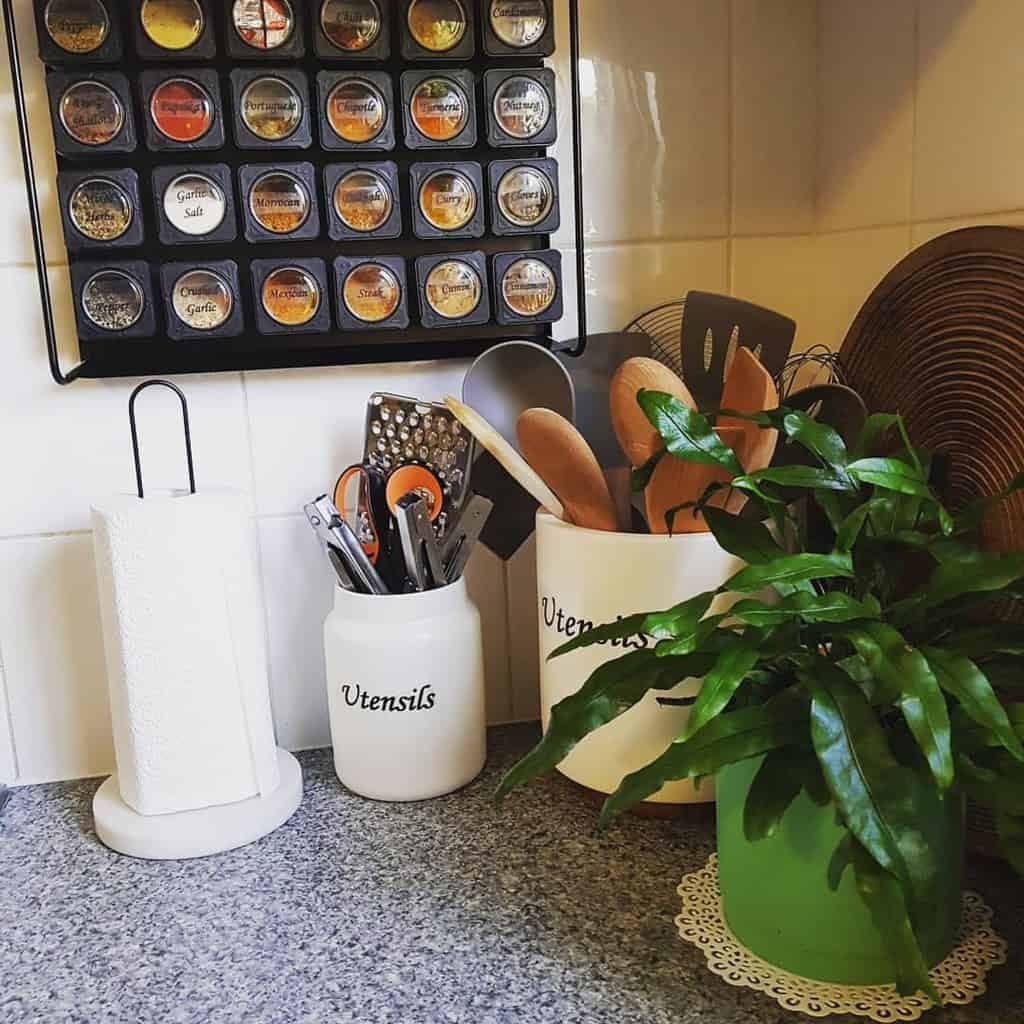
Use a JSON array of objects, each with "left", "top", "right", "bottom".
[{"left": 2, "top": 0, "right": 588, "bottom": 385}]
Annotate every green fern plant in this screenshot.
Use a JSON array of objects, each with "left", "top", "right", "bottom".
[{"left": 497, "top": 391, "right": 1024, "bottom": 1002}]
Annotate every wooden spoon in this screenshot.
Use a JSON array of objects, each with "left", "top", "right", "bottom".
[
  {"left": 610, "top": 357, "right": 697, "bottom": 468},
  {"left": 517, "top": 409, "right": 619, "bottom": 532},
  {"left": 646, "top": 427, "right": 744, "bottom": 534},
  {"left": 444, "top": 397, "right": 566, "bottom": 520}
]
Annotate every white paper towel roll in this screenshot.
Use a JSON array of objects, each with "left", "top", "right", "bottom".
[{"left": 91, "top": 488, "right": 280, "bottom": 817}]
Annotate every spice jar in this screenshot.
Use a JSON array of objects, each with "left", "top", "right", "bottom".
[
  {"left": 493, "top": 249, "right": 563, "bottom": 325},
  {"left": 70, "top": 259, "right": 156, "bottom": 340},
  {"left": 315, "top": 0, "right": 390, "bottom": 59},
  {"left": 317, "top": 70, "right": 395, "bottom": 152},
  {"left": 333, "top": 255, "right": 409, "bottom": 331},
  {"left": 153, "top": 163, "right": 237, "bottom": 245},
  {"left": 228, "top": 0, "right": 305, "bottom": 59},
  {"left": 483, "top": 0, "right": 553, "bottom": 56},
  {"left": 402, "top": 0, "right": 474, "bottom": 60},
  {"left": 58, "top": 168, "right": 145, "bottom": 252},
  {"left": 140, "top": 68, "right": 225, "bottom": 151},
  {"left": 484, "top": 67, "right": 557, "bottom": 148},
  {"left": 239, "top": 162, "right": 321, "bottom": 242},
  {"left": 488, "top": 157, "right": 560, "bottom": 236},
  {"left": 47, "top": 71, "right": 136, "bottom": 156},
  {"left": 37, "top": 0, "right": 121, "bottom": 63},
  {"left": 401, "top": 68, "right": 477, "bottom": 150},
  {"left": 161, "top": 260, "right": 244, "bottom": 340},
  {"left": 251, "top": 257, "right": 331, "bottom": 335},
  {"left": 410, "top": 161, "right": 484, "bottom": 240},
  {"left": 231, "top": 69, "right": 311, "bottom": 149},
  {"left": 415, "top": 250, "right": 490, "bottom": 328},
  {"left": 134, "top": 0, "right": 214, "bottom": 59},
  {"left": 324, "top": 161, "right": 402, "bottom": 240}
]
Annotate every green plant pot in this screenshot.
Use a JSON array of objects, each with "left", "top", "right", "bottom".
[{"left": 716, "top": 758, "right": 965, "bottom": 986}]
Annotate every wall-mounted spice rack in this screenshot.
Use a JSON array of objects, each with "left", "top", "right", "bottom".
[{"left": 3, "top": 0, "right": 588, "bottom": 384}]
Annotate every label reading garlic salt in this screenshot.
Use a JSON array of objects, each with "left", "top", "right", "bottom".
[{"left": 163, "top": 173, "right": 226, "bottom": 235}]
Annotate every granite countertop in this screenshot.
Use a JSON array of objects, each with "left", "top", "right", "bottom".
[{"left": 1, "top": 724, "right": 1022, "bottom": 1024}]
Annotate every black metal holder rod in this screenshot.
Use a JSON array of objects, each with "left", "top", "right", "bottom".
[
  {"left": 2, "top": 0, "right": 82, "bottom": 386},
  {"left": 3, "top": 0, "right": 589, "bottom": 384}
]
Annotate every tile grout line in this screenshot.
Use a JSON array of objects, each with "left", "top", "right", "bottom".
[
  {"left": 0, "top": 528, "right": 92, "bottom": 543},
  {"left": 239, "top": 370, "right": 283, "bottom": 739}
]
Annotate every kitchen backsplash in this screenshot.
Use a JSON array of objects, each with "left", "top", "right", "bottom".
[{"left": 1, "top": 0, "right": 1015, "bottom": 785}]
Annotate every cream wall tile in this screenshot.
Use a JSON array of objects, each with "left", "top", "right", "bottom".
[
  {"left": 0, "top": 533, "right": 113, "bottom": 783},
  {"left": 730, "top": 235, "right": 818, "bottom": 348},
  {"left": 506, "top": 532, "right": 541, "bottom": 722},
  {"left": 817, "top": 0, "right": 915, "bottom": 231},
  {"left": 0, "top": 269, "right": 255, "bottom": 537},
  {"left": 461, "top": 544, "right": 513, "bottom": 725},
  {"left": 911, "top": 212, "right": 1024, "bottom": 248},
  {"left": 732, "top": 0, "right": 817, "bottom": 236},
  {"left": 258, "top": 516, "right": 333, "bottom": 752},
  {"left": 915, "top": 0, "right": 1024, "bottom": 221},
  {"left": 0, "top": 1, "right": 65, "bottom": 266},
  {"left": 812, "top": 226, "right": 910, "bottom": 351},
  {"left": 574, "top": 0, "right": 729, "bottom": 243}
]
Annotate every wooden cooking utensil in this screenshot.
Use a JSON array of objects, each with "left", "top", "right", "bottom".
[
  {"left": 444, "top": 396, "right": 566, "bottom": 520},
  {"left": 646, "top": 427, "right": 744, "bottom": 534},
  {"left": 516, "top": 409, "right": 619, "bottom": 533},
  {"left": 610, "top": 357, "right": 697, "bottom": 468}
]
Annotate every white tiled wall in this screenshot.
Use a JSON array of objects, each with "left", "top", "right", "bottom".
[{"left": 0, "top": 1, "right": 822, "bottom": 782}]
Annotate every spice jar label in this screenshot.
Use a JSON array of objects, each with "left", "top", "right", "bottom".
[
  {"left": 59, "top": 81, "right": 124, "bottom": 146},
  {"left": 489, "top": 0, "right": 547, "bottom": 48},
  {"left": 407, "top": 0, "right": 467, "bottom": 52},
  {"left": 321, "top": 0, "right": 381, "bottom": 51},
  {"left": 334, "top": 170, "right": 392, "bottom": 232},
  {"left": 494, "top": 76, "right": 551, "bottom": 139},
  {"left": 163, "top": 173, "right": 227, "bottom": 235},
  {"left": 45, "top": 0, "right": 110, "bottom": 54},
  {"left": 69, "top": 178, "right": 133, "bottom": 241},
  {"left": 241, "top": 77, "right": 303, "bottom": 140}
]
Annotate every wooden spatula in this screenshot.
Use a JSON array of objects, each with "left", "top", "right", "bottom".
[
  {"left": 517, "top": 409, "right": 620, "bottom": 532},
  {"left": 646, "top": 427, "right": 744, "bottom": 534},
  {"left": 610, "top": 357, "right": 697, "bottom": 468},
  {"left": 444, "top": 396, "right": 566, "bottom": 520}
]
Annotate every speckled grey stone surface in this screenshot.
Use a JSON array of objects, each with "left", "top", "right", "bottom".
[{"left": 1, "top": 724, "right": 1022, "bottom": 1024}]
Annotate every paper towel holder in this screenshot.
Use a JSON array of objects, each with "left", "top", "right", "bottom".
[{"left": 129, "top": 379, "right": 197, "bottom": 500}]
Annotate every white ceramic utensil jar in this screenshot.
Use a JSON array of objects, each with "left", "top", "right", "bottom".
[
  {"left": 323, "top": 578, "right": 486, "bottom": 801},
  {"left": 536, "top": 511, "right": 749, "bottom": 805}
]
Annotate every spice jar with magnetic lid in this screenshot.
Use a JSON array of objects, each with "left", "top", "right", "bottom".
[
  {"left": 226, "top": 0, "right": 306, "bottom": 60},
  {"left": 314, "top": 0, "right": 390, "bottom": 60},
  {"left": 251, "top": 257, "right": 331, "bottom": 335},
  {"left": 401, "top": 0, "right": 475, "bottom": 61},
  {"left": 484, "top": 67, "right": 556, "bottom": 148},
  {"left": 152, "top": 163, "right": 237, "bottom": 245},
  {"left": 239, "top": 162, "right": 321, "bottom": 243},
  {"left": 230, "top": 68, "right": 312, "bottom": 150},
  {"left": 70, "top": 259, "right": 157, "bottom": 341},
  {"left": 160, "top": 260, "right": 245, "bottom": 340},
  {"left": 36, "top": 0, "right": 123, "bottom": 64},
  {"left": 140, "top": 68, "right": 224, "bottom": 153},
  {"left": 488, "top": 157, "right": 559, "bottom": 237},
  {"left": 401, "top": 68, "right": 477, "bottom": 151},
  {"left": 317, "top": 70, "right": 395, "bottom": 152},
  {"left": 57, "top": 168, "right": 145, "bottom": 253},
  {"left": 133, "top": 0, "right": 215, "bottom": 60},
  {"left": 493, "top": 248, "right": 562, "bottom": 326},
  {"left": 483, "top": 0, "right": 553, "bottom": 57},
  {"left": 415, "top": 251, "right": 489, "bottom": 329},
  {"left": 409, "top": 161, "right": 484, "bottom": 240},
  {"left": 324, "top": 161, "right": 402, "bottom": 241},
  {"left": 333, "top": 255, "right": 409, "bottom": 331},
  {"left": 47, "top": 71, "right": 136, "bottom": 157}
]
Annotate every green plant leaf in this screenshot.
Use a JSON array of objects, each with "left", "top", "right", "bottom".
[
  {"left": 702, "top": 507, "right": 785, "bottom": 564},
  {"left": 997, "top": 812, "right": 1024, "bottom": 875},
  {"left": 942, "top": 624, "right": 1024, "bottom": 658},
  {"left": 743, "top": 748, "right": 807, "bottom": 841},
  {"left": 548, "top": 591, "right": 715, "bottom": 659},
  {"left": 781, "top": 410, "right": 851, "bottom": 474},
  {"left": 630, "top": 447, "right": 665, "bottom": 492},
  {"left": 955, "top": 472, "right": 1024, "bottom": 532},
  {"left": 638, "top": 390, "right": 744, "bottom": 475},
  {"left": 655, "top": 614, "right": 728, "bottom": 657},
  {"left": 683, "top": 636, "right": 763, "bottom": 738},
  {"left": 847, "top": 459, "right": 951, "bottom": 534},
  {"left": 738, "top": 465, "right": 855, "bottom": 492},
  {"left": 597, "top": 693, "right": 809, "bottom": 827},
  {"left": 851, "top": 843, "right": 941, "bottom": 1003},
  {"left": 723, "top": 552, "right": 855, "bottom": 593},
  {"left": 496, "top": 649, "right": 715, "bottom": 801},
  {"left": 852, "top": 413, "right": 903, "bottom": 461},
  {"left": 803, "top": 665, "right": 913, "bottom": 892},
  {"left": 729, "top": 591, "right": 880, "bottom": 627},
  {"left": 922, "top": 647, "right": 1024, "bottom": 762},
  {"left": 955, "top": 753, "right": 1024, "bottom": 815},
  {"left": 898, "top": 553, "right": 1024, "bottom": 620},
  {"left": 835, "top": 499, "right": 885, "bottom": 553},
  {"left": 827, "top": 831, "right": 855, "bottom": 890},
  {"left": 847, "top": 623, "right": 953, "bottom": 790}
]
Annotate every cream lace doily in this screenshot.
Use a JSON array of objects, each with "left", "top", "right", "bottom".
[{"left": 675, "top": 855, "right": 1007, "bottom": 1021}]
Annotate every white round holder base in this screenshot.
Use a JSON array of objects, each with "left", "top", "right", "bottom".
[
  {"left": 93, "top": 748, "right": 303, "bottom": 860},
  {"left": 676, "top": 855, "right": 1007, "bottom": 1021}
]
